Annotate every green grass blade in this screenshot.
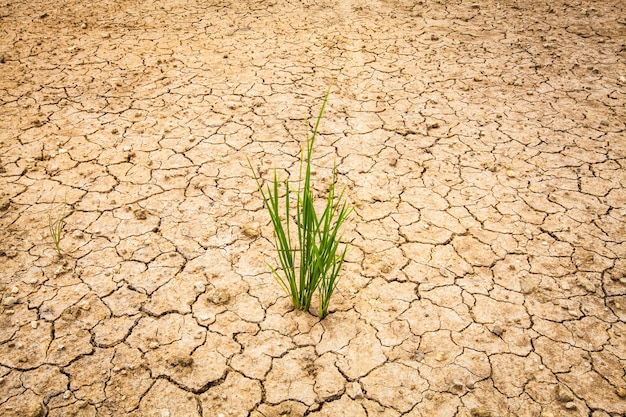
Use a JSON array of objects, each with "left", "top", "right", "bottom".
[
  {"left": 48, "top": 194, "right": 70, "bottom": 256},
  {"left": 248, "top": 82, "right": 350, "bottom": 318}
]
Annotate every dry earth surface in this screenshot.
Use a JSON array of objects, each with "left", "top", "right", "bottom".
[{"left": 1, "top": 0, "right": 626, "bottom": 415}]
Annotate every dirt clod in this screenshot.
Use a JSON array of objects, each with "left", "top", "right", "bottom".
[
  {"left": 133, "top": 208, "right": 148, "bottom": 220},
  {"left": 471, "top": 407, "right": 492, "bottom": 417},
  {"left": 557, "top": 385, "right": 575, "bottom": 402}
]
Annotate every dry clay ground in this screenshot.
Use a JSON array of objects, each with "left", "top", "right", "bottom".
[{"left": 1, "top": 0, "right": 625, "bottom": 415}]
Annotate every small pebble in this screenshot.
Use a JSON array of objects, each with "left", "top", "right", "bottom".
[
  {"left": 565, "top": 401, "right": 576, "bottom": 410},
  {"left": 3, "top": 296, "right": 17, "bottom": 306},
  {"left": 63, "top": 390, "right": 71, "bottom": 400},
  {"left": 81, "top": 23, "right": 87, "bottom": 29},
  {"left": 194, "top": 282, "right": 206, "bottom": 294},
  {"left": 577, "top": 276, "right": 595, "bottom": 292},
  {"left": 450, "top": 380, "right": 465, "bottom": 394},
  {"left": 557, "top": 384, "right": 574, "bottom": 402},
  {"left": 346, "top": 381, "right": 364, "bottom": 399},
  {"left": 133, "top": 208, "right": 147, "bottom": 220},
  {"left": 75, "top": 400, "right": 88, "bottom": 409},
  {"left": 72, "top": 230, "right": 84, "bottom": 238},
  {"left": 242, "top": 222, "right": 260, "bottom": 238},
  {"left": 149, "top": 341, "right": 159, "bottom": 349},
  {"left": 207, "top": 288, "right": 230, "bottom": 305},
  {"left": 491, "top": 325, "right": 504, "bottom": 336},
  {"left": 30, "top": 321, "right": 38, "bottom": 329}
]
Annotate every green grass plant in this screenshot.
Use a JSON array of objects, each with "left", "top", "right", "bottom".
[
  {"left": 48, "top": 194, "right": 70, "bottom": 256},
  {"left": 249, "top": 84, "right": 352, "bottom": 319}
]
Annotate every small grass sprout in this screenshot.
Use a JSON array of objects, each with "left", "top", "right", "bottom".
[
  {"left": 48, "top": 194, "right": 70, "bottom": 256},
  {"left": 248, "top": 83, "right": 352, "bottom": 319}
]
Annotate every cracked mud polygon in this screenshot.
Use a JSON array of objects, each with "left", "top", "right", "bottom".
[{"left": 1, "top": 0, "right": 625, "bottom": 416}]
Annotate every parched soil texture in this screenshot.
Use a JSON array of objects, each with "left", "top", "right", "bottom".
[{"left": 1, "top": 0, "right": 626, "bottom": 416}]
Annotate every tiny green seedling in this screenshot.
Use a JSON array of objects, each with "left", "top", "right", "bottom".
[
  {"left": 48, "top": 194, "right": 70, "bottom": 256},
  {"left": 249, "top": 83, "right": 352, "bottom": 319}
]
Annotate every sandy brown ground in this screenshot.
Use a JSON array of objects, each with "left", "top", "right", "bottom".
[{"left": 1, "top": 0, "right": 626, "bottom": 415}]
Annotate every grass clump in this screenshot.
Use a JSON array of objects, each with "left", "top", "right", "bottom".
[
  {"left": 48, "top": 194, "right": 70, "bottom": 256},
  {"left": 249, "top": 84, "right": 352, "bottom": 319}
]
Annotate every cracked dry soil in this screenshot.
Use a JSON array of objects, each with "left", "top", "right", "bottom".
[{"left": 1, "top": 0, "right": 625, "bottom": 416}]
